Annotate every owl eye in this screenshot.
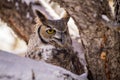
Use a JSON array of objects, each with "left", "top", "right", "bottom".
[{"left": 46, "top": 29, "right": 56, "bottom": 34}]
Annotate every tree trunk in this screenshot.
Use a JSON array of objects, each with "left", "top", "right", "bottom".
[{"left": 51, "top": 0, "right": 120, "bottom": 80}]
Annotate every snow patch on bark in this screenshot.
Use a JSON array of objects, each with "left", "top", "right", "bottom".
[{"left": 101, "top": 15, "right": 110, "bottom": 22}]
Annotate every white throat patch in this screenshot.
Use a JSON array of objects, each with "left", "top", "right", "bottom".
[{"left": 40, "top": 45, "right": 55, "bottom": 61}]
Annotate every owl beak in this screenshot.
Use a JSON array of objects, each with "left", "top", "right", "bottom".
[{"left": 54, "top": 32, "right": 66, "bottom": 47}]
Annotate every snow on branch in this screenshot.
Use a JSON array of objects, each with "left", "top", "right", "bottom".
[{"left": 0, "top": 50, "right": 88, "bottom": 80}]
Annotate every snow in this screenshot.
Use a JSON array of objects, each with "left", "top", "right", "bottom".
[
  {"left": 0, "top": 22, "right": 15, "bottom": 50},
  {"left": 0, "top": 20, "right": 27, "bottom": 55},
  {"left": 72, "top": 39, "right": 87, "bottom": 72},
  {"left": 101, "top": 15, "right": 110, "bottom": 22},
  {"left": 39, "top": 0, "right": 60, "bottom": 19},
  {"left": 0, "top": 50, "right": 88, "bottom": 80},
  {"left": 68, "top": 18, "right": 80, "bottom": 38}
]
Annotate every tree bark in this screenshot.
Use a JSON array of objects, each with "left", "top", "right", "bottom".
[
  {"left": 0, "top": 0, "right": 50, "bottom": 43},
  {"left": 51, "top": 0, "right": 120, "bottom": 80},
  {"left": 114, "top": 0, "right": 120, "bottom": 24}
]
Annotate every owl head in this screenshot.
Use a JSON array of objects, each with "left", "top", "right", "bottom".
[{"left": 35, "top": 10, "right": 72, "bottom": 48}]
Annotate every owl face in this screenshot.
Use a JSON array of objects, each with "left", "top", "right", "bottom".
[{"left": 36, "top": 10, "right": 71, "bottom": 48}]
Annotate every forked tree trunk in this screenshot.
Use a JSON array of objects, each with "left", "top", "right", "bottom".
[{"left": 51, "top": 0, "right": 120, "bottom": 80}]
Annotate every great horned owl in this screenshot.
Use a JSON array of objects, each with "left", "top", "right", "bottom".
[{"left": 26, "top": 10, "right": 84, "bottom": 75}]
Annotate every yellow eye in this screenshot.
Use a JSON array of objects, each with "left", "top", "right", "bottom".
[{"left": 46, "top": 29, "right": 56, "bottom": 34}]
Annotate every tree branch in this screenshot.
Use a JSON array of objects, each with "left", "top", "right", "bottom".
[{"left": 0, "top": 50, "right": 88, "bottom": 80}]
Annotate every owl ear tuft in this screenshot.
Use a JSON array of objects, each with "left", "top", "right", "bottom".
[
  {"left": 35, "top": 10, "right": 47, "bottom": 22},
  {"left": 62, "top": 11, "right": 70, "bottom": 23}
]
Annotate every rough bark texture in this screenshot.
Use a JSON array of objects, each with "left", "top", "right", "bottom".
[
  {"left": 0, "top": 0, "right": 46, "bottom": 43},
  {"left": 114, "top": 0, "right": 120, "bottom": 24},
  {"left": 51, "top": 0, "right": 120, "bottom": 80}
]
